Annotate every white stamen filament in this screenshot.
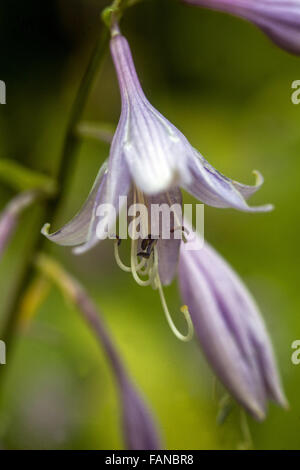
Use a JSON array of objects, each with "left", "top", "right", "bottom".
[
  {"left": 113, "top": 187, "right": 194, "bottom": 342},
  {"left": 114, "top": 239, "right": 146, "bottom": 272},
  {"left": 154, "top": 247, "right": 194, "bottom": 342},
  {"left": 114, "top": 240, "right": 132, "bottom": 272}
]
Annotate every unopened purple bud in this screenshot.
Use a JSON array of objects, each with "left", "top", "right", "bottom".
[
  {"left": 119, "top": 376, "right": 161, "bottom": 450},
  {"left": 68, "top": 277, "right": 162, "bottom": 450},
  {"left": 36, "top": 253, "right": 162, "bottom": 450},
  {"left": 179, "top": 229, "right": 288, "bottom": 419},
  {"left": 183, "top": 0, "right": 300, "bottom": 55}
]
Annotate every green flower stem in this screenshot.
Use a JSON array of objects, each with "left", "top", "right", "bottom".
[
  {"left": 47, "top": 27, "right": 110, "bottom": 221},
  {"left": 0, "top": 0, "right": 140, "bottom": 400},
  {"left": 0, "top": 20, "right": 111, "bottom": 392}
]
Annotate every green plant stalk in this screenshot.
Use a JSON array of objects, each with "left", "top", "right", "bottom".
[
  {"left": 0, "top": 26, "right": 110, "bottom": 389},
  {"left": 0, "top": 0, "right": 138, "bottom": 402},
  {"left": 47, "top": 27, "right": 110, "bottom": 221}
]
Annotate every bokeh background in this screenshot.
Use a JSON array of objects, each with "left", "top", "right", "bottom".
[{"left": 0, "top": 0, "right": 299, "bottom": 450}]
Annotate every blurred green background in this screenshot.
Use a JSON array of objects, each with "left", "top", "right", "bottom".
[{"left": 0, "top": 0, "right": 299, "bottom": 450}]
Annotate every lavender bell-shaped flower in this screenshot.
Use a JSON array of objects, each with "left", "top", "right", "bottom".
[
  {"left": 183, "top": 0, "right": 300, "bottom": 55},
  {"left": 42, "top": 30, "right": 271, "bottom": 341},
  {"left": 178, "top": 227, "right": 287, "bottom": 419},
  {"left": 42, "top": 31, "right": 271, "bottom": 253}
]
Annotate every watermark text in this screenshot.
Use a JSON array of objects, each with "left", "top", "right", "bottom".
[
  {"left": 0, "top": 340, "right": 6, "bottom": 365},
  {"left": 0, "top": 80, "right": 6, "bottom": 104},
  {"left": 95, "top": 198, "right": 204, "bottom": 251},
  {"left": 291, "top": 80, "right": 300, "bottom": 105}
]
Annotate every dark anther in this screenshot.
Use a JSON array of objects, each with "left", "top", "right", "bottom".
[
  {"left": 141, "top": 234, "right": 152, "bottom": 251},
  {"left": 147, "top": 239, "right": 156, "bottom": 251},
  {"left": 116, "top": 235, "right": 122, "bottom": 246},
  {"left": 137, "top": 251, "right": 151, "bottom": 259},
  {"left": 170, "top": 225, "right": 190, "bottom": 240},
  {"left": 138, "top": 236, "right": 157, "bottom": 259}
]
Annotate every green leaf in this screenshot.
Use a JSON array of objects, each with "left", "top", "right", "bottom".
[
  {"left": 76, "top": 121, "right": 114, "bottom": 144},
  {"left": 0, "top": 159, "right": 57, "bottom": 196}
]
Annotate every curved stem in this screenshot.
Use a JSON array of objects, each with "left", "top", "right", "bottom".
[
  {"left": 0, "top": 0, "right": 141, "bottom": 398},
  {"left": 0, "top": 22, "right": 110, "bottom": 393},
  {"left": 35, "top": 253, "right": 161, "bottom": 450},
  {"left": 47, "top": 27, "right": 110, "bottom": 221}
]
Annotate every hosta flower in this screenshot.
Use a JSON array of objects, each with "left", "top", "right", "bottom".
[
  {"left": 178, "top": 227, "right": 287, "bottom": 419},
  {"left": 42, "top": 31, "right": 271, "bottom": 341},
  {"left": 183, "top": 0, "right": 300, "bottom": 55},
  {"left": 42, "top": 32, "right": 271, "bottom": 249}
]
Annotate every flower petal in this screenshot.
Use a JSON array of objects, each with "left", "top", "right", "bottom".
[
  {"left": 74, "top": 141, "right": 132, "bottom": 254},
  {"left": 231, "top": 170, "right": 264, "bottom": 199},
  {"left": 157, "top": 238, "right": 181, "bottom": 286},
  {"left": 42, "top": 161, "right": 108, "bottom": 247},
  {"left": 110, "top": 34, "right": 191, "bottom": 195},
  {"left": 122, "top": 107, "right": 191, "bottom": 195},
  {"left": 184, "top": 149, "right": 273, "bottom": 212},
  {"left": 147, "top": 188, "right": 183, "bottom": 285}
]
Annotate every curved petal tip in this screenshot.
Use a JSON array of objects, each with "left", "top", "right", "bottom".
[
  {"left": 41, "top": 223, "right": 51, "bottom": 238},
  {"left": 246, "top": 203, "right": 274, "bottom": 213},
  {"left": 72, "top": 243, "right": 92, "bottom": 256},
  {"left": 252, "top": 170, "right": 264, "bottom": 187},
  {"left": 249, "top": 402, "right": 266, "bottom": 422}
]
